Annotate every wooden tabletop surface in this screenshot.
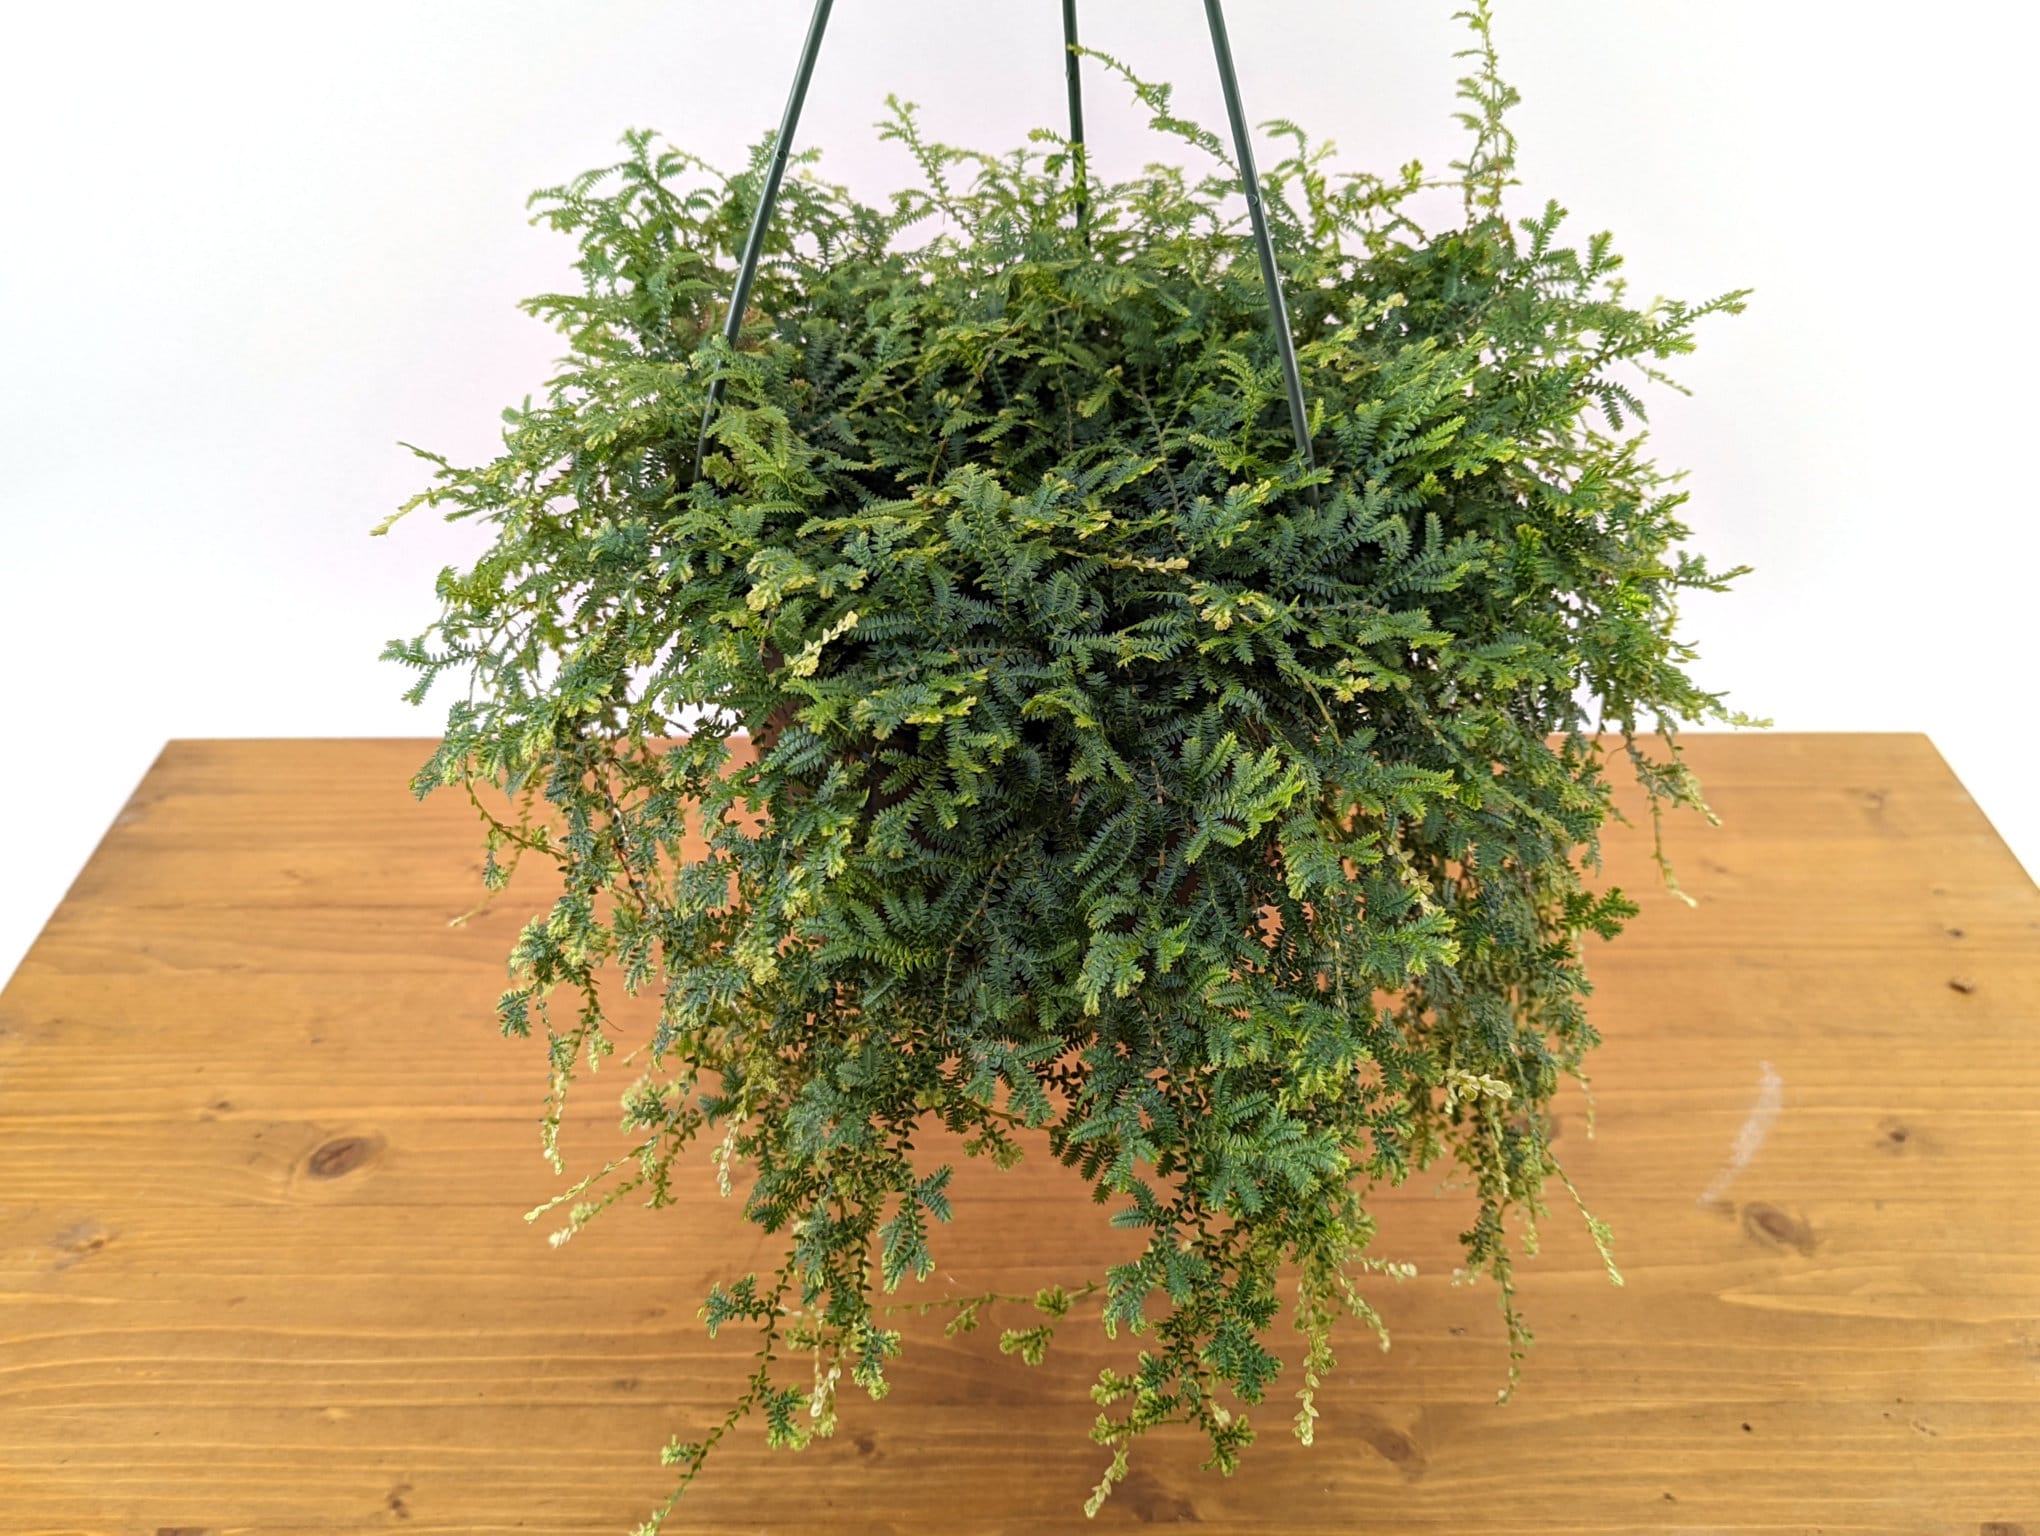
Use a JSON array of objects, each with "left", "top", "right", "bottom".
[{"left": 2, "top": 734, "right": 2036, "bottom": 1535}]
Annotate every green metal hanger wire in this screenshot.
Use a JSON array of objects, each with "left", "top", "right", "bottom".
[{"left": 692, "top": 0, "right": 1320, "bottom": 506}]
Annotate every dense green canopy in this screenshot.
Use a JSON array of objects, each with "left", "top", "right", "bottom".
[{"left": 384, "top": 9, "right": 1751, "bottom": 1523}]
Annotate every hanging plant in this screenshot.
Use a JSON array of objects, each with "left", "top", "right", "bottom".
[{"left": 381, "top": 3, "right": 1754, "bottom": 1524}]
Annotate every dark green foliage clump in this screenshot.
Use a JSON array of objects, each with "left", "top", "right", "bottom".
[{"left": 382, "top": 8, "right": 1752, "bottom": 1523}]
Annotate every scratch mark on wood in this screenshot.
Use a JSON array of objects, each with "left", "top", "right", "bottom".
[{"left": 1698, "top": 1060, "right": 1782, "bottom": 1206}]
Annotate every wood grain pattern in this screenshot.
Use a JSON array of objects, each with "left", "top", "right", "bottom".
[{"left": 2, "top": 734, "right": 2036, "bottom": 1534}]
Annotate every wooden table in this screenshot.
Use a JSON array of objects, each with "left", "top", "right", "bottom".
[{"left": 3, "top": 735, "right": 2036, "bottom": 1534}]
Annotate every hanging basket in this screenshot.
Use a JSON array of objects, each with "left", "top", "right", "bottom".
[{"left": 382, "top": 1, "right": 1753, "bottom": 1524}]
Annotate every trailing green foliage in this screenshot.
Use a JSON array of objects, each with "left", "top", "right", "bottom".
[{"left": 382, "top": 6, "right": 1753, "bottom": 1523}]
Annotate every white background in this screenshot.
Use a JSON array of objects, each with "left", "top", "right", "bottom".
[{"left": 2, "top": 1, "right": 2034, "bottom": 981}]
